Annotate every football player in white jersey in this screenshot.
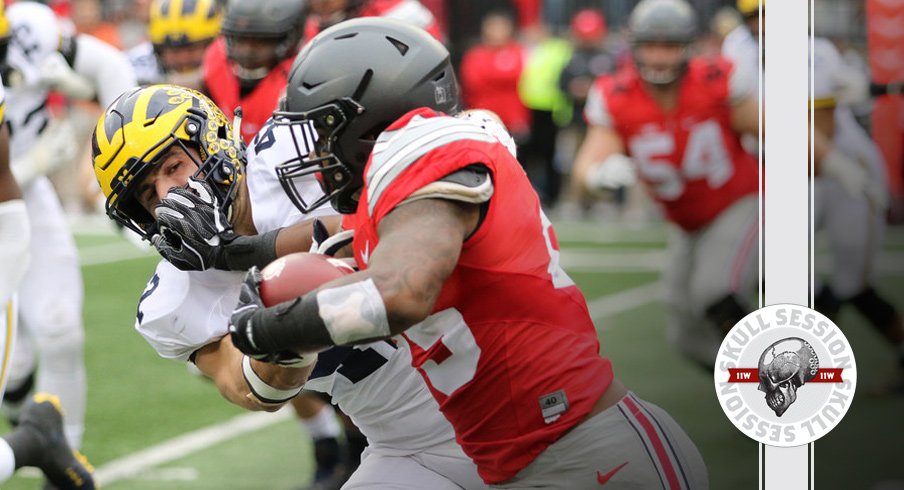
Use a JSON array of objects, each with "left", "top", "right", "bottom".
[
  {"left": 127, "top": 0, "right": 222, "bottom": 88},
  {"left": 91, "top": 85, "right": 487, "bottom": 489},
  {"left": 1, "top": 1, "right": 138, "bottom": 453},
  {"left": 0, "top": 35, "right": 95, "bottom": 485},
  {"left": 723, "top": 1, "right": 904, "bottom": 392},
  {"left": 810, "top": 39, "right": 904, "bottom": 393},
  {"left": 129, "top": 2, "right": 357, "bottom": 483}
]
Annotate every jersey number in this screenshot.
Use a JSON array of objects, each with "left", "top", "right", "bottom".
[
  {"left": 404, "top": 309, "right": 480, "bottom": 396},
  {"left": 136, "top": 273, "right": 160, "bottom": 325},
  {"left": 540, "top": 210, "right": 574, "bottom": 289},
  {"left": 628, "top": 119, "right": 733, "bottom": 200}
]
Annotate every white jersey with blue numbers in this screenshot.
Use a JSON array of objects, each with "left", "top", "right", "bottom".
[
  {"left": 135, "top": 118, "right": 459, "bottom": 457},
  {"left": 5, "top": 1, "right": 59, "bottom": 161}
]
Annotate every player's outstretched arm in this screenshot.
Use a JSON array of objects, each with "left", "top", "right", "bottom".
[
  {"left": 153, "top": 179, "right": 343, "bottom": 271},
  {"left": 229, "top": 198, "right": 479, "bottom": 356},
  {"left": 570, "top": 125, "right": 628, "bottom": 195},
  {"left": 193, "top": 335, "right": 314, "bottom": 412}
]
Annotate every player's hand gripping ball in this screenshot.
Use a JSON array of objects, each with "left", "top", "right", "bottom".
[{"left": 258, "top": 252, "right": 356, "bottom": 306}]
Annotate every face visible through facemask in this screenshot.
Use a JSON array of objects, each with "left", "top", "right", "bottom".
[
  {"left": 134, "top": 145, "right": 204, "bottom": 216},
  {"left": 634, "top": 41, "right": 689, "bottom": 86},
  {"left": 225, "top": 35, "right": 281, "bottom": 84}
]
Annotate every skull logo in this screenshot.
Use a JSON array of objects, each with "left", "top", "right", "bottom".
[{"left": 757, "top": 337, "right": 819, "bottom": 417}]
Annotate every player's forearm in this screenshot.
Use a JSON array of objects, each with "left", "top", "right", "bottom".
[
  {"left": 571, "top": 126, "right": 620, "bottom": 194},
  {"left": 811, "top": 127, "right": 833, "bottom": 175},
  {"left": 195, "top": 337, "right": 310, "bottom": 411},
  {"left": 273, "top": 215, "right": 343, "bottom": 258}
]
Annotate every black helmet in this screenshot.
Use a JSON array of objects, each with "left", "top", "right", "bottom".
[
  {"left": 221, "top": 0, "right": 306, "bottom": 81},
  {"left": 628, "top": 0, "right": 698, "bottom": 85},
  {"left": 273, "top": 17, "right": 459, "bottom": 214}
]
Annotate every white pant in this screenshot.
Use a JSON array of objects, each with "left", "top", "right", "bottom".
[
  {"left": 13, "top": 177, "right": 86, "bottom": 448},
  {"left": 492, "top": 392, "right": 708, "bottom": 489},
  {"left": 664, "top": 195, "right": 759, "bottom": 366},
  {"left": 342, "top": 440, "right": 487, "bottom": 489},
  {"left": 814, "top": 176, "right": 882, "bottom": 299},
  {"left": 0, "top": 296, "right": 18, "bottom": 403}
]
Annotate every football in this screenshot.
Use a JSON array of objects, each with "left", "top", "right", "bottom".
[{"left": 258, "top": 253, "right": 356, "bottom": 307}]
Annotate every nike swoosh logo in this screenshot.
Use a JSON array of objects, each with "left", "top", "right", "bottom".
[{"left": 597, "top": 462, "right": 629, "bottom": 485}]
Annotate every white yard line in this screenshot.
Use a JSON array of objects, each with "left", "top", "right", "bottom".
[
  {"left": 587, "top": 282, "right": 661, "bottom": 325},
  {"left": 560, "top": 249, "right": 667, "bottom": 273},
  {"left": 78, "top": 242, "right": 157, "bottom": 266},
  {"left": 93, "top": 409, "right": 293, "bottom": 486}
]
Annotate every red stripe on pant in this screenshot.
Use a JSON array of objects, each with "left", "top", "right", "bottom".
[{"left": 623, "top": 396, "right": 683, "bottom": 490}]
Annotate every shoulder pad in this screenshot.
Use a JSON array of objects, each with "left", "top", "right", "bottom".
[{"left": 400, "top": 164, "right": 493, "bottom": 206}]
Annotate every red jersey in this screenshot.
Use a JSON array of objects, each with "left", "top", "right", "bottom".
[
  {"left": 587, "top": 58, "right": 758, "bottom": 231},
  {"left": 459, "top": 41, "right": 531, "bottom": 136},
  {"left": 202, "top": 37, "right": 294, "bottom": 143},
  {"left": 351, "top": 108, "right": 612, "bottom": 483},
  {"left": 303, "top": 0, "right": 442, "bottom": 42}
]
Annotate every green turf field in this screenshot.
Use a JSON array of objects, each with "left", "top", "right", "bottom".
[{"left": 2, "top": 217, "right": 901, "bottom": 489}]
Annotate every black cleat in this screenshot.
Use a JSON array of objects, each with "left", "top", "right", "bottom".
[{"left": 15, "top": 394, "right": 95, "bottom": 490}]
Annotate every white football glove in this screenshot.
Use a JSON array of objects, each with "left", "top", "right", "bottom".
[
  {"left": 820, "top": 149, "right": 888, "bottom": 210},
  {"left": 11, "top": 117, "right": 79, "bottom": 187},
  {"left": 585, "top": 154, "right": 637, "bottom": 190},
  {"left": 39, "top": 51, "right": 96, "bottom": 100}
]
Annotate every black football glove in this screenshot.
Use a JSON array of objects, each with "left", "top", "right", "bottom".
[
  {"left": 152, "top": 178, "right": 278, "bottom": 271},
  {"left": 309, "top": 218, "right": 355, "bottom": 258},
  {"left": 229, "top": 267, "right": 312, "bottom": 366}
]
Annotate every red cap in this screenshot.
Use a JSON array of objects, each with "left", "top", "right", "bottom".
[{"left": 571, "top": 9, "right": 606, "bottom": 41}]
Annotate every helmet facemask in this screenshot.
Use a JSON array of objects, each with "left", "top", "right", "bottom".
[
  {"left": 632, "top": 41, "right": 692, "bottom": 86},
  {"left": 104, "top": 108, "right": 242, "bottom": 240},
  {"left": 273, "top": 97, "right": 365, "bottom": 214}
]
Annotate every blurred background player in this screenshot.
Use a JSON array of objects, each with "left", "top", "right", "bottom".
[
  {"left": 0, "top": 0, "right": 136, "bottom": 466},
  {"left": 722, "top": 0, "right": 904, "bottom": 392},
  {"left": 0, "top": 38, "right": 95, "bottom": 486},
  {"left": 128, "top": 0, "right": 222, "bottom": 88},
  {"left": 572, "top": 0, "right": 760, "bottom": 369},
  {"left": 202, "top": 0, "right": 306, "bottom": 142},
  {"left": 305, "top": 0, "right": 441, "bottom": 40},
  {"left": 91, "top": 84, "right": 487, "bottom": 490},
  {"left": 810, "top": 37, "right": 904, "bottom": 394}
]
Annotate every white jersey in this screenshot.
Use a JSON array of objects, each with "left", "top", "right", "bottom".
[
  {"left": 5, "top": 2, "right": 137, "bottom": 161},
  {"left": 721, "top": 25, "right": 758, "bottom": 86},
  {"left": 127, "top": 41, "right": 165, "bottom": 86},
  {"left": 136, "top": 118, "right": 461, "bottom": 457},
  {"left": 5, "top": 2, "right": 59, "bottom": 160}
]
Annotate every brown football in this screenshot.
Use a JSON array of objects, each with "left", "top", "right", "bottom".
[{"left": 259, "top": 253, "right": 355, "bottom": 306}]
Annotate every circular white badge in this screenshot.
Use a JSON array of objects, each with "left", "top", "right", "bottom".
[{"left": 713, "top": 304, "right": 857, "bottom": 447}]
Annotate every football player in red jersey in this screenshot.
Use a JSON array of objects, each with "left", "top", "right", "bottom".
[
  {"left": 227, "top": 18, "right": 708, "bottom": 489},
  {"left": 201, "top": 0, "right": 305, "bottom": 143},
  {"left": 571, "top": 0, "right": 761, "bottom": 370}
]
